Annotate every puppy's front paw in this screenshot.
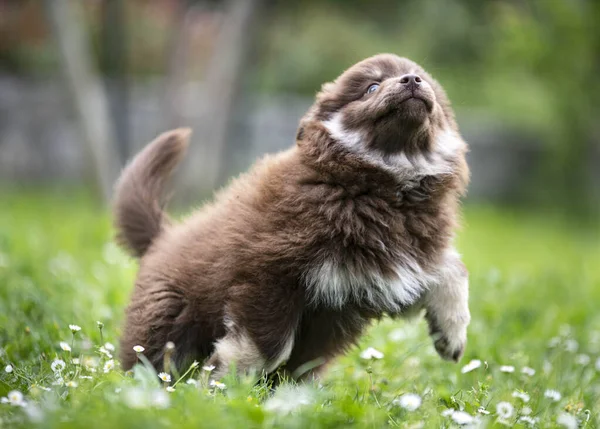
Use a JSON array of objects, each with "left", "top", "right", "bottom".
[{"left": 432, "top": 330, "right": 466, "bottom": 362}]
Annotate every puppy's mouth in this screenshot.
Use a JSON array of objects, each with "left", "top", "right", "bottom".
[{"left": 396, "top": 91, "right": 434, "bottom": 112}]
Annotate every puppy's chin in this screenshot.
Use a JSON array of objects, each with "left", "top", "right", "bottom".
[{"left": 395, "top": 97, "right": 430, "bottom": 125}]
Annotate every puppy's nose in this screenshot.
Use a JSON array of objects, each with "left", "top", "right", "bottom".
[{"left": 399, "top": 74, "right": 422, "bottom": 90}]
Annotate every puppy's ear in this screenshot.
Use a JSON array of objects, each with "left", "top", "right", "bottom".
[{"left": 296, "top": 126, "right": 305, "bottom": 141}]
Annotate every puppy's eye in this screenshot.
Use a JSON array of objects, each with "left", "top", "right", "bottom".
[{"left": 366, "top": 83, "right": 379, "bottom": 94}]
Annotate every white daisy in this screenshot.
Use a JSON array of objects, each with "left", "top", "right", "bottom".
[
  {"left": 575, "top": 354, "right": 590, "bottom": 366},
  {"left": 104, "top": 342, "right": 116, "bottom": 352},
  {"left": 521, "top": 366, "right": 536, "bottom": 376},
  {"left": 7, "top": 390, "right": 26, "bottom": 407},
  {"left": 548, "top": 337, "right": 561, "bottom": 348},
  {"left": 441, "top": 409, "right": 455, "bottom": 417},
  {"left": 360, "top": 347, "right": 384, "bottom": 360},
  {"left": 72, "top": 358, "right": 80, "bottom": 365},
  {"left": 69, "top": 324, "right": 81, "bottom": 333},
  {"left": 393, "top": 393, "right": 422, "bottom": 411},
  {"left": 556, "top": 412, "right": 578, "bottom": 429},
  {"left": 544, "top": 389, "right": 562, "bottom": 402},
  {"left": 59, "top": 342, "right": 71, "bottom": 352},
  {"left": 82, "top": 356, "right": 99, "bottom": 370},
  {"left": 166, "top": 386, "right": 175, "bottom": 392},
  {"left": 51, "top": 359, "right": 66, "bottom": 373},
  {"left": 512, "top": 390, "right": 530, "bottom": 403},
  {"left": 264, "top": 385, "right": 313, "bottom": 414},
  {"left": 133, "top": 345, "right": 145, "bottom": 353},
  {"left": 103, "top": 359, "right": 115, "bottom": 373},
  {"left": 451, "top": 411, "right": 474, "bottom": 425},
  {"left": 518, "top": 416, "right": 537, "bottom": 426},
  {"left": 496, "top": 402, "right": 514, "bottom": 419},
  {"left": 0, "top": 397, "right": 8, "bottom": 404},
  {"left": 499, "top": 365, "right": 515, "bottom": 373},
  {"left": 150, "top": 389, "right": 170, "bottom": 408},
  {"left": 186, "top": 379, "right": 198, "bottom": 386},
  {"left": 521, "top": 407, "right": 532, "bottom": 415},
  {"left": 65, "top": 381, "right": 78, "bottom": 388},
  {"left": 477, "top": 407, "right": 490, "bottom": 415},
  {"left": 158, "top": 372, "right": 171, "bottom": 383},
  {"left": 209, "top": 380, "right": 226, "bottom": 390},
  {"left": 79, "top": 375, "right": 93, "bottom": 380},
  {"left": 5, "top": 364, "right": 13, "bottom": 373},
  {"left": 461, "top": 359, "right": 482, "bottom": 373},
  {"left": 202, "top": 365, "right": 216, "bottom": 372},
  {"left": 564, "top": 339, "right": 578, "bottom": 353},
  {"left": 98, "top": 346, "right": 113, "bottom": 358}
]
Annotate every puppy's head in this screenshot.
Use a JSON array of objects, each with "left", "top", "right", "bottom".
[{"left": 301, "top": 54, "right": 456, "bottom": 155}]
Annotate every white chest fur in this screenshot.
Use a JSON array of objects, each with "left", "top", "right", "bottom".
[{"left": 305, "top": 256, "right": 438, "bottom": 312}]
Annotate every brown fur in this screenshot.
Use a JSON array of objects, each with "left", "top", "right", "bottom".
[{"left": 114, "top": 54, "right": 470, "bottom": 379}]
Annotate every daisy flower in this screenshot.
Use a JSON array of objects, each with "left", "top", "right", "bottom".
[
  {"left": 521, "top": 407, "right": 532, "bottom": 415},
  {"left": 65, "top": 381, "right": 78, "bottom": 388},
  {"left": 69, "top": 324, "right": 81, "bottom": 333},
  {"left": 79, "top": 375, "right": 93, "bottom": 380},
  {"left": 59, "top": 342, "right": 71, "bottom": 352},
  {"left": 186, "top": 379, "right": 198, "bottom": 386},
  {"left": 499, "top": 365, "right": 515, "bottom": 373},
  {"left": 51, "top": 359, "right": 66, "bottom": 373},
  {"left": 158, "top": 372, "right": 171, "bottom": 383},
  {"left": 461, "top": 359, "right": 481, "bottom": 373},
  {"left": 450, "top": 411, "right": 474, "bottom": 425},
  {"left": 477, "top": 407, "right": 490, "bottom": 415},
  {"left": 575, "top": 354, "right": 590, "bottom": 366},
  {"left": 512, "top": 390, "right": 530, "bottom": 403},
  {"left": 98, "top": 346, "right": 113, "bottom": 358},
  {"left": 564, "top": 339, "right": 578, "bottom": 353},
  {"left": 103, "top": 342, "right": 115, "bottom": 352},
  {"left": 166, "top": 386, "right": 175, "bottom": 393},
  {"left": 359, "top": 347, "right": 384, "bottom": 360},
  {"left": 7, "top": 390, "right": 26, "bottom": 407},
  {"left": 103, "top": 359, "right": 115, "bottom": 373},
  {"left": 544, "top": 389, "right": 562, "bottom": 402},
  {"left": 393, "top": 393, "right": 422, "bottom": 411},
  {"left": 556, "top": 412, "right": 578, "bottom": 429},
  {"left": 5, "top": 364, "right": 13, "bottom": 373},
  {"left": 133, "top": 345, "right": 145, "bottom": 353},
  {"left": 518, "top": 416, "right": 537, "bottom": 426},
  {"left": 202, "top": 365, "right": 216, "bottom": 372},
  {"left": 521, "top": 366, "right": 536, "bottom": 376},
  {"left": 209, "top": 380, "right": 226, "bottom": 390},
  {"left": 72, "top": 358, "right": 80, "bottom": 365},
  {"left": 264, "top": 385, "right": 313, "bottom": 414},
  {"left": 496, "top": 402, "right": 514, "bottom": 419}
]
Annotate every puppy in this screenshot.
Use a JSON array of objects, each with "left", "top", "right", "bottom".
[{"left": 114, "top": 54, "right": 470, "bottom": 381}]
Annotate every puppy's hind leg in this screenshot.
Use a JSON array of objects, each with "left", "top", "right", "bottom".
[{"left": 205, "top": 283, "right": 302, "bottom": 380}]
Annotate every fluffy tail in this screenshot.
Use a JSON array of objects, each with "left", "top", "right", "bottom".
[{"left": 113, "top": 128, "right": 191, "bottom": 258}]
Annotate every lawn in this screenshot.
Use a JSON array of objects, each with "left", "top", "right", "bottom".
[{"left": 0, "top": 190, "right": 599, "bottom": 428}]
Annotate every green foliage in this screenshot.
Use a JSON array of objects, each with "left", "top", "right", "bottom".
[{"left": 0, "top": 191, "right": 599, "bottom": 427}]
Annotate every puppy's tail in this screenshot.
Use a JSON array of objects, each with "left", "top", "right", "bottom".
[{"left": 113, "top": 128, "right": 191, "bottom": 258}]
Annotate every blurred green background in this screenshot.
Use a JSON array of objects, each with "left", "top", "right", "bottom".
[{"left": 0, "top": 0, "right": 598, "bottom": 211}]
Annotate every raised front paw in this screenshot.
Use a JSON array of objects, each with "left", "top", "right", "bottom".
[
  {"left": 427, "top": 310, "right": 469, "bottom": 363},
  {"left": 432, "top": 329, "right": 466, "bottom": 362}
]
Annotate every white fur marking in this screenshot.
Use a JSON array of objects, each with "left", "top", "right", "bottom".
[
  {"left": 305, "top": 257, "right": 437, "bottom": 312},
  {"left": 322, "top": 113, "right": 465, "bottom": 181}
]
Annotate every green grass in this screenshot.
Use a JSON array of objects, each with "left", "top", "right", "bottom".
[{"left": 0, "top": 190, "right": 599, "bottom": 428}]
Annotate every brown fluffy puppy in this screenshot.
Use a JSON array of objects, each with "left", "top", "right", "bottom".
[{"left": 114, "top": 54, "right": 470, "bottom": 380}]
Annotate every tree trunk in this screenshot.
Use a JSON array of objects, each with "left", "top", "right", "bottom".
[{"left": 44, "top": 0, "right": 120, "bottom": 203}]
